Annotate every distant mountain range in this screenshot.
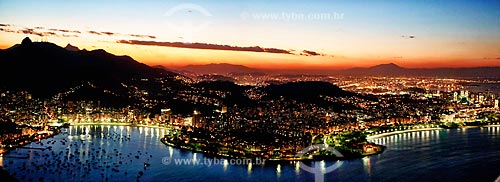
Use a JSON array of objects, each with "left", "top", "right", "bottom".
[
  {"left": 64, "top": 44, "right": 80, "bottom": 51},
  {"left": 173, "top": 63, "right": 266, "bottom": 76},
  {"left": 338, "top": 63, "right": 500, "bottom": 78},
  {"left": 0, "top": 37, "right": 175, "bottom": 97},
  {"left": 2, "top": 37, "right": 499, "bottom": 99},
  {"left": 167, "top": 62, "right": 500, "bottom": 78}
]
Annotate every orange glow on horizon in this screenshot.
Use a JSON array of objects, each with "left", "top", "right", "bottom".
[
  {"left": 1, "top": 0, "right": 500, "bottom": 70},
  {"left": 1, "top": 33, "right": 499, "bottom": 70}
]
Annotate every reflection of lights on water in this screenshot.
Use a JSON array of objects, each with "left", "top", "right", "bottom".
[
  {"left": 362, "top": 157, "right": 371, "bottom": 175},
  {"left": 106, "top": 125, "right": 110, "bottom": 135},
  {"left": 247, "top": 162, "right": 252, "bottom": 175},
  {"left": 320, "top": 161, "right": 326, "bottom": 174},
  {"left": 193, "top": 153, "right": 197, "bottom": 160},
  {"left": 223, "top": 159, "right": 228, "bottom": 172},
  {"left": 423, "top": 130, "right": 429, "bottom": 141},
  {"left": 0, "top": 155, "right": 3, "bottom": 167},
  {"left": 295, "top": 161, "right": 300, "bottom": 174},
  {"left": 85, "top": 126, "right": 90, "bottom": 136},
  {"left": 169, "top": 147, "right": 173, "bottom": 158},
  {"left": 120, "top": 126, "right": 124, "bottom": 139},
  {"left": 276, "top": 164, "right": 281, "bottom": 177},
  {"left": 67, "top": 145, "right": 72, "bottom": 160}
]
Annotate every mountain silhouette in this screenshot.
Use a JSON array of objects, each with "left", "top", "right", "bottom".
[
  {"left": 263, "top": 81, "right": 350, "bottom": 101},
  {"left": 172, "top": 62, "right": 500, "bottom": 78},
  {"left": 176, "top": 63, "right": 263, "bottom": 75},
  {"left": 152, "top": 65, "right": 172, "bottom": 72},
  {"left": 342, "top": 63, "right": 406, "bottom": 75},
  {"left": 369, "top": 63, "right": 403, "bottom": 70},
  {"left": 64, "top": 44, "right": 80, "bottom": 51},
  {"left": 339, "top": 63, "right": 500, "bottom": 78},
  {"left": 262, "top": 81, "right": 357, "bottom": 110},
  {"left": 0, "top": 37, "right": 175, "bottom": 97}
]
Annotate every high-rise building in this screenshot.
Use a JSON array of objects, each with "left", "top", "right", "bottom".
[
  {"left": 468, "top": 93, "right": 475, "bottom": 103},
  {"left": 221, "top": 106, "right": 227, "bottom": 114},
  {"left": 193, "top": 110, "right": 201, "bottom": 127},
  {"left": 161, "top": 108, "right": 171, "bottom": 123},
  {"left": 183, "top": 117, "right": 193, "bottom": 126},
  {"left": 495, "top": 99, "right": 499, "bottom": 109},
  {"left": 453, "top": 92, "right": 458, "bottom": 101}
]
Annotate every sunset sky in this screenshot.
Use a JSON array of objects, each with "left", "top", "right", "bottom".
[{"left": 0, "top": 0, "right": 499, "bottom": 69}]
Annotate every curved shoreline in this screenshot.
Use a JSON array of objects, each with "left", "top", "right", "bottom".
[
  {"left": 483, "top": 124, "right": 500, "bottom": 127},
  {"left": 159, "top": 137, "right": 384, "bottom": 162},
  {"left": 159, "top": 134, "right": 385, "bottom": 161},
  {"left": 61, "top": 123, "right": 500, "bottom": 161},
  {"left": 71, "top": 123, "right": 386, "bottom": 161},
  {"left": 69, "top": 123, "right": 166, "bottom": 129},
  {"left": 366, "top": 124, "right": 500, "bottom": 140},
  {"left": 367, "top": 128, "right": 443, "bottom": 140}
]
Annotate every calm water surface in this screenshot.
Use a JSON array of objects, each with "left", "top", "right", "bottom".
[{"left": 2, "top": 125, "right": 500, "bottom": 182}]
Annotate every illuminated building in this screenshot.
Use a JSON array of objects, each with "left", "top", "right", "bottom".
[
  {"left": 221, "top": 106, "right": 228, "bottom": 114},
  {"left": 161, "top": 108, "right": 172, "bottom": 123},
  {"left": 193, "top": 110, "right": 201, "bottom": 127}
]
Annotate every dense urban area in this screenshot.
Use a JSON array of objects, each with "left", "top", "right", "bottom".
[{"left": 2, "top": 74, "right": 499, "bottom": 159}]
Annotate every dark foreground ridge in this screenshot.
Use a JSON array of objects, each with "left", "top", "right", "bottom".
[{"left": 0, "top": 37, "right": 176, "bottom": 97}]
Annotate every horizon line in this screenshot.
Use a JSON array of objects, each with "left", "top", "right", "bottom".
[
  {"left": 2, "top": 38, "right": 500, "bottom": 70},
  {"left": 156, "top": 62, "right": 500, "bottom": 71}
]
